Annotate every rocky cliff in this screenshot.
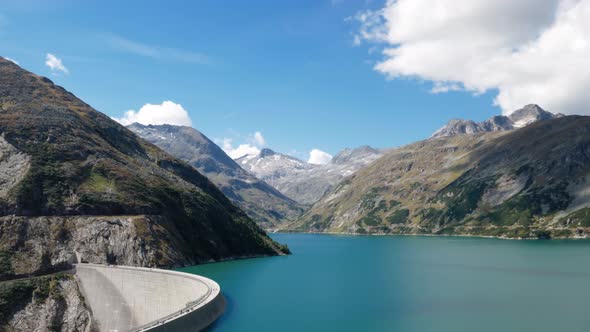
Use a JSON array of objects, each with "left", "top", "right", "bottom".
[{"left": 0, "top": 274, "right": 93, "bottom": 332}]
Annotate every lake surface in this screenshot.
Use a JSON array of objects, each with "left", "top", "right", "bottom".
[{"left": 180, "top": 234, "right": 590, "bottom": 332}]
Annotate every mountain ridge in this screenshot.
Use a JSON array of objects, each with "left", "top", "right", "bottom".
[
  {"left": 0, "top": 57, "right": 287, "bottom": 280},
  {"left": 237, "top": 145, "right": 383, "bottom": 204},
  {"left": 291, "top": 114, "right": 590, "bottom": 239},
  {"left": 128, "top": 123, "right": 304, "bottom": 227},
  {"left": 431, "top": 104, "right": 563, "bottom": 138}
]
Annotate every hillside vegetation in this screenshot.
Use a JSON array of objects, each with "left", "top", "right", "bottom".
[
  {"left": 292, "top": 116, "right": 590, "bottom": 239},
  {"left": 0, "top": 57, "right": 288, "bottom": 278}
]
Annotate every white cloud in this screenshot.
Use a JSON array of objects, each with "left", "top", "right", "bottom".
[
  {"left": 355, "top": 0, "right": 590, "bottom": 115},
  {"left": 221, "top": 131, "right": 267, "bottom": 159},
  {"left": 106, "top": 34, "right": 209, "bottom": 64},
  {"left": 114, "top": 101, "right": 192, "bottom": 126},
  {"left": 253, "top": 131, "right": 266, "bottom": 146},
  {"left": 4, "top": 57, "right": 18, "bottom": 65},
  {"left": 45, "top": 53, "right": 68, "bottom": 74},
  {"left": 308, "top": 149, "right": 333, "bottom": 165},
  {"left": 108, "top": 34, "right": 158, "bottom": 57},
  {"left": 222, "top": 138, "right": 261, "bottom": 159},
  {"left": 431, "top": 82, "right": 463, "bottom": 94}
]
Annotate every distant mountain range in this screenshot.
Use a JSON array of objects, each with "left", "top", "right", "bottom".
[
  {"left": 127, "top": 101, "right": 579, "bottom": 240},
  {"left": 129, "top": 123, "right": 303, "bottom": 227},
  {"left": 129, "top": 124, "right": 383, "bottom": 223},
  {"left": 431, "top": 104, "right": 562, "bottom": 138},
  {"left": 237, "top": 146, "right": 383, "bottom": 205},
  {"left": 292, "top": 110, "right": 590, "bottom": 239}
]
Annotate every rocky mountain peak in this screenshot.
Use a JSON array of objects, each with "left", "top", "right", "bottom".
[
  {"left": 259, "top": 148, "right": 276, "bottom": 158},
  {"left": 432, "top": 104, "right": 559, "bottom": 138},
  {"left": 431, "top": 119, "right": 481, "bottom": 138},
  {"left": 508, "top": 104, "right": 554, "bottom": 128}
]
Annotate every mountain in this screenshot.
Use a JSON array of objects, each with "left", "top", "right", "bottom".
[
  {"left": 236, "top": 149, "right": 317, "bottom": 186},
  {"left": 128, "top": 123, "right": 303, "bottom": 227},
  {"left": 237, "top": 146, "right": 383, "bottom": 205},
  {"left": 331, "top": 146, "right": 381, "bottom": 165},
  {"left": 292, "top": 114, "right": 590, "bottom": 239},
  {"left": 431, "top": 104, "right": 562, "bottom": 138},
  {"left": 0, "top": 57, "right": 288, "bottom": 281}
]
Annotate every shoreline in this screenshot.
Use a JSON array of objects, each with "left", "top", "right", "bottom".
[{"left": 271, "top": 230, "right": 590, "bottom": 241}]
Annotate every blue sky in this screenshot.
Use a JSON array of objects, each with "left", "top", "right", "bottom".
[{"left": 0, "top": 0, "right": 507, "bottom": 160}]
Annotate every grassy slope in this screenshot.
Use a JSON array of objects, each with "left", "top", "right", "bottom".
[{"left": 291, "top": 116, "right": 590, "bottom": 239}]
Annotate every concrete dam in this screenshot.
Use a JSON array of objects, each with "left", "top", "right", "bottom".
[{"left": 74, "top": 263, "right": 225, "bottom": 331}]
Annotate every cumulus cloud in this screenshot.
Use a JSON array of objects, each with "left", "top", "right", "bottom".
[
  {"left": 221, "top": 131, "right": 267, "bottom": 159},
  {"left": 355, "top": 0, "right": 590, "bottom": 115},
  {"left": 222, "top": 138, "right": 261, "bottom": 159},
  {"left": 45, "top": 53, "right": 68, "bottom": 74},
  {"left": 114, "top": 101, "right": 192, "bottom": 126},
  {"left": 308, "top": 149, "right": 333, "bottom": 165}
]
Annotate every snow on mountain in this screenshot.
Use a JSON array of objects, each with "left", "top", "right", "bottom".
[
  {"left": 236, "top": 146, "right": 383, "bottom": 205},
  {"left": 237, "top": 148, "right": 317, "bottom": 184},
  {"left": 128, "top": 123, "right": 304, "bottom": 227}
]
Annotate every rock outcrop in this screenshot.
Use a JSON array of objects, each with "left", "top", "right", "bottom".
[
  {"left": 0, "top": 216, "right": 190, "bottom": 278},
  {"left": 431, "top": 104, "right": 562, "bottom": 138},
  {"left": 1, "top": 274, "right": 93, "bottom": 332}
]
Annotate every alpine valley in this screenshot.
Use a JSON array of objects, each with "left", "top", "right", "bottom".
[
  {"left": 6, "top": 2, "right": 590, "bottom": 332},
  {"left": 127, "top": 101, "right": 590, "bottom": 240},
  {"left": 0, "top": 48, "right": 588, "bottom": 332}
]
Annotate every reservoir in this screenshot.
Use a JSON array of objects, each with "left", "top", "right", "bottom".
[{"left": 180, "top": 234, "right": 590, "bottom": 331}]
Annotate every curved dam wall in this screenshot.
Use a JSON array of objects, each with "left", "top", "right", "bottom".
[{"left": 74, "top": 263, "right": 225, "bottom": 332}]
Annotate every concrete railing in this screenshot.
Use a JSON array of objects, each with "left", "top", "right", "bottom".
[{"left": 74, "top": 263, "right": 225, "bottom": 332}]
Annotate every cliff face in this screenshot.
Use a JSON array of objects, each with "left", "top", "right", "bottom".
[
  {"left": 0, "top": 57, "right": 287, "bottom": 278},
  {"left": 293, "top": 116, "right": 590, "bottom": 239},
  {"left": 0, "top": 216, "right": 191, "bottom": 280},
  {"left": 1, "top": 274, "right": 93, "bottom": 332}
]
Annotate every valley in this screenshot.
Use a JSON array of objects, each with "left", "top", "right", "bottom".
[
  {"left": 125, "top": 97, "right": 590, "bottom": 241},
  {"left": 4, "top": 1, "right": 590, "bottom": 331}
]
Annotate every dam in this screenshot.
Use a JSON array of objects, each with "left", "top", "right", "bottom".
[{"left": 74, "top": 263, "right": 225, "bottom": 332}]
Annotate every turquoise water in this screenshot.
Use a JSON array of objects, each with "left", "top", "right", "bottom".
[{"left": 180, "top": 234, "right": 590, "bottom": 332}]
